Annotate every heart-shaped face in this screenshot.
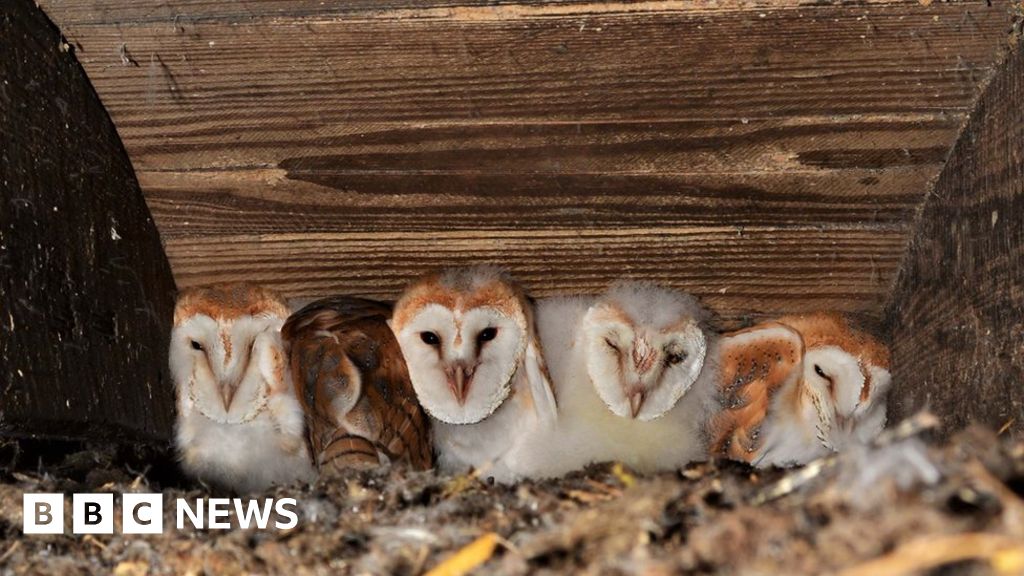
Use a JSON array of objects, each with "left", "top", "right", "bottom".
[
  {"left": 582, "top": 282, "right": 710, "bottom": 421},
  {"left": 391, "top": 267, "right": 531, "bottom": 425},
  {"left": 171, "top": 284, "right": 291, "bottom": 425}
]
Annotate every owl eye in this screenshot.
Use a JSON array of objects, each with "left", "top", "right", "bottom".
[
  {"left": 190, "top": 340, "right": 204, "bottom": 351},
  {"left": 604, "top": 337, "right": 619, "bottom": 352},
  {"left": 477, "top": 327, "right": 498, "bottom": 344},
  {"left": 665, "top": 352, "right": 687, "bottom": 366},
  {"left": 420, "top": 331, "right": 441, "bottom": 346},
  {"left": 814, "top": 364, "right": 832, "bottom": 381}
]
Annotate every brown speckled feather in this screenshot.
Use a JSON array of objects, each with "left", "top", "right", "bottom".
[
  {"left": 709, "top": 323, "right": 804, "bottom": 462},
  {"left": 281, "top": 297, "right": 433, "bottom": 471}
]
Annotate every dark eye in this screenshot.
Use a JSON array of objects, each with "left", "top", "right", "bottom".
[
  {"left": 420, "top": 331, "right": 440, "bottom": 346},
  {"left": 190, "top": 340, "right": 204, "bottom": 351},
  {"left": 814, "top": 364, "right": 831, "bottom": 380},
  {"left": 666, "top": 352, "right": 686, "bottom": 366},
  {"left": 604, "top": 337, "right": 619, "bottom": 351},
  {"left": 477, "top": 327, "right": 498, "bottom": 344}
]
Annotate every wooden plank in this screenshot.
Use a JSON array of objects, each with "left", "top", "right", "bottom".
[
  {"left": 139, "top": 167, "right": 931, "bottom": 235},
  {"left": 0, "top": 0, "right": 177, "bottom": 442},
  {"left": 38, "top": 0, "right": 930, "bottom": 26},
  {"left": 886, "top": 46, "right": 1024, "bottom": 432},
  {"left": 33, "top": 0, "right": 1016, "bottom": 330},
  {"left": 166, "top": 226, "right": 906, "bottom": 328},
  {"left": 127, "top": 115, "right": 959, "bottom": 174},
  {"left": 47, "top": 1, "right": 1010, "bottom": 171}
]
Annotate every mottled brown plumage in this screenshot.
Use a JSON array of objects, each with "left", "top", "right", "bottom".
[
  {"left": 709, "top": 313, "right": 892, "bottom": 468},
  {"left": 281, "top": 297, "right": 432, "bottom": 472},
  {"left": 710, "top": 323, "right": 803, "bottom": 461}
]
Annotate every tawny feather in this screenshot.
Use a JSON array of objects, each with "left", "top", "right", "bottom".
[
  {"left": 710, "top": 312, "right": 892, "bottom": 468},
  {"left": 282, "top": 296, "right": 433, "bottom": 472}
]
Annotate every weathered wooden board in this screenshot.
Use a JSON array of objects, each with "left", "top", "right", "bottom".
[
  {"left": 166, "top": 226, "right": 906, "bottom": 327},
  {"left": 0, "top": 0, "right": 177, "bottom": 441},
  {"left": 27, "top": 0, "right": 959, "bottom": 25},
  {"left": 886, "top": 45, "right": 1023, "bottom": 432},
  {"left": 36, "top": 0, "right": 1018, "bottom": 326},
  {"left": 139, "top": 167, "right": 931, "bottom": 234},
  {"left": 45, "top": 2, "right": 1009, "bottom": 168}
]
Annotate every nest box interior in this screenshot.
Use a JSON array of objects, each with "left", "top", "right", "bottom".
[{"left": 1, "top": 0, "right": 1022, "bottom": 442}]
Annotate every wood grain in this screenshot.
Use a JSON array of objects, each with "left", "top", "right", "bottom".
[
  {"left": 33, "top": 0, "right": 1018, "bottom": 325},
  {"left": 886, "top": 45, "right": 1024, "bottom": 432},
  {"left": 167, "top": 226, "right": 905, "bottom": 328},
  {"left": 46, "top": 2, "right": 1010, "bottom": 170},
  {"left": 139, "top": 166, "right": 932, "bottom": 235},
  {"left": 37, "top": 0, "right": 938, "bottom": 26},
  {"left": 0, "top": 0, "right": 177, "bottom": 442}
]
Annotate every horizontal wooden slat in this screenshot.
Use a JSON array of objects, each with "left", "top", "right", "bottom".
[
  {"left": 125, "top": 115, "right": 959, "bottom": 173},
  {"left": 51, "top": 2, "right": 1008, "bottom": 171},
  {"left": 140, "top": 166, "right": 931, "bottom": 236},
  {"left": 40, "top": 0, "right": 926, "bottom": 26},
  {"left": 35, "top": 0, "right": 1016, "bottom": 327},
  {"left": 165, "top": 226, "right": 906, "bottom": 327}
]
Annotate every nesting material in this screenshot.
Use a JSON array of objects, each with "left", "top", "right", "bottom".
[{"left": 1, "top": 415, "right": 1023, "bottom": 575}]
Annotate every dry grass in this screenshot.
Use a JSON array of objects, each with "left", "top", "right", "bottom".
[{"left": 1, "top": 421, "right": 1023, "bottom": 575}]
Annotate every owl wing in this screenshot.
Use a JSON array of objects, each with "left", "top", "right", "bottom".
[
  {"left": 283, "top": 297, "right": 386, "bottom": 468},
  {"left": 283, "top": 297, "right": 433, "bottom": 470},
  {"left": 286, "top": 330, "right": 363, "bottom": 468},
  {"left": 523, "top": 339, "right": 558, "bottom": 425},
  {"left": 281, "top": 296, "right": 392, "bottom": 342},
  {"left": 517, "top": 298, "right": 558, "bottom": 426},
  {"left": 343, "top": 318, "right": 433, "bottom": 470},
  {"left": 709, "top": 323, "right": 804, "bottom": 463}
]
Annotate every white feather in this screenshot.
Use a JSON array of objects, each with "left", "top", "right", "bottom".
[
  {"left": 392, "top": 267, "right": 556, "bottom": 484},
  {"left": 754, "top": 346, "right": 892, "bottom": 468},
  {"left": 171, "top": 312, "right": 314, "bottom": 493},
  {"left": 516, "top": 292, "right": 720, "bottom": 478}
]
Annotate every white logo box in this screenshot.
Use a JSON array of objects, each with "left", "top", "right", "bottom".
[{"left": 22, "top": 493, "right": 163, "bottom": 535}]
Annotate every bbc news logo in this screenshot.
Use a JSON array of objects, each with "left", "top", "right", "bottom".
[{"left": 23, "top": 493, "right": 299, "bottom": 534}]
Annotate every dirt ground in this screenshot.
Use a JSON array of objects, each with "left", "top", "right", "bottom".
[{"left": 1, "top": 415, "right": 1023, "bottom": 576}]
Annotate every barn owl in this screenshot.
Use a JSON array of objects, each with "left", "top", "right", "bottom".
[
  {"left": 281, "top": 296, "right": 432, "bottom": 472},
  {"left": 524, "top": 282, "right": 719, "bottom": 477},
  {"left": 390, "top": 267, "right": 556, "bottom": 483},
  {"left": 710, "top": 312, "right": 892, "bottom": 468},
  {"left": 170, "top": 283, "right": 314, "bottom": 493}
]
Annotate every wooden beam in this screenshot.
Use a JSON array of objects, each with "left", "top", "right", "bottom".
[
  {"left": 33, "top": 0, "right": 958, "bottom": 26},
  {"left": 48, "top": 2, "right": 1008, "bottom": 171},
  {"left": 35, "top": 0, "right": 1017, "bottom": 325},
  {"left": 886, "top": 45, "right": 1024, "bottom": 432},
  {"left": 139, "top": 166, "right": 931, "bottom": 234},
  {"left": 166, "top": 226, "right": 906, "bottom": 328},
  {"left": 0, "top": 0, "right": 177, "bottom": 442}
]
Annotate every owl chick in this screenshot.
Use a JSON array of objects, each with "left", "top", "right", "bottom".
[
  {"left": 710, "top": 312, "right": 892, "bottom": 468},
  {"left": 526, "top": 282, "right": 719, "bottom": 477},
  {"left": 170, "top": 283, "right": 315, "bottom": 493},
  {"left": 281, "top": 296, "right": 432, "bottom": 472},
  {"left": 390, "top": 266, "right": 556, "bottom": 483}
]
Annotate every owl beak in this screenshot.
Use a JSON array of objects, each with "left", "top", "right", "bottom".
[
  {"left": 220, "top": 381, "right": 239, "bottom": 410},
  {"left": 628, "top": 389, "right": 646, "bottom": 419},
  {"left": 447, "top": 362, "right": 475, "bottom": 406}
]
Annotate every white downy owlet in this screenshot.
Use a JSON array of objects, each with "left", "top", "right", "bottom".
[
  {"left": 170, "top": 283, "right": 314, "bottom": 492},
  {"left": 710, "top": 312, "right": 892, "bottom": 468},
  {"left": 390, "top": 266, "right": 556, "bottom": 484},
  {"left": 524, "top": 282, "right": 719, "bottom": 477}
]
